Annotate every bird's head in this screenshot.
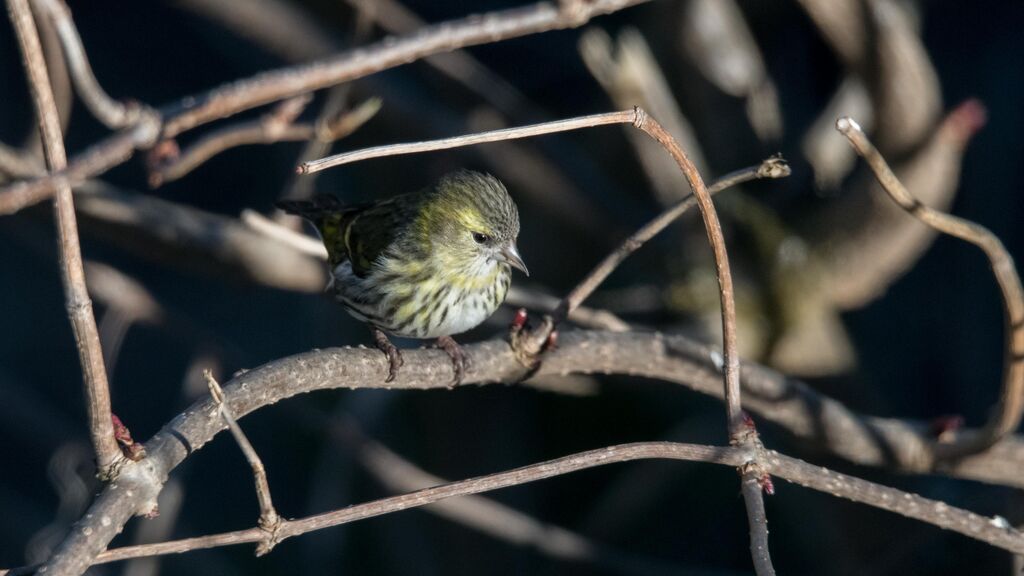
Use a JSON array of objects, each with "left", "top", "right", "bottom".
[{"left": 419, "top": 170, "right": 528, "bottom": 278}]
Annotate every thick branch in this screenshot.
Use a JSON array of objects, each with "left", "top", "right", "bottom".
[
  {"left": 6, "top": 0, "right": 122, "bottom": 477},
  {"left": 837, "top": 116, "right": 1024, "bottom": 460},
  {"left": 27, "top": 331, "right": 1024, "bottom": 574}
]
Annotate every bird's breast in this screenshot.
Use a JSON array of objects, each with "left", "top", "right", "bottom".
[{"left": 331, "top": 259, "right": 511, "bottom": 339}]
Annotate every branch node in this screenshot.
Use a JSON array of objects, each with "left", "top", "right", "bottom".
[
  {"left": 204, "top": 369, "right": 281, "bottom": 551},
  {"left": 756, "top": 154, "right": 791, "bottom": 180},
  {"left": 631, "top": 105, "right": 648, "bottom": 129}
]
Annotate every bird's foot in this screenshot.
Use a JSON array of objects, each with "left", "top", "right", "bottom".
[
  {"left": 371, "top": 327, "right": 403, "bottom": 382},
  {"left": 508, "top": 308, "right": 557, "bottom": 369},
  {"left": 435, "top": 335, "right": 469, "bottom": 386}
]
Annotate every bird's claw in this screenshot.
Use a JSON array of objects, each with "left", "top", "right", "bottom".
[
  {"left": 435, "top": 335, "right": 469, "bottom": 386},
  {"left": 371, "top": 327, "right": 404, "bottom": 382}
]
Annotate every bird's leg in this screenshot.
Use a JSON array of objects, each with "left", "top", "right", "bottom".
[
  {"left": 435, "top": 335, "right": 469, "bottom": 386},
  {"left": 370, "top": 326, "right": 403, "bottom": 382}
]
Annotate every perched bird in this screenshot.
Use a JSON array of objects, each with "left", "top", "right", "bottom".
[{"left": 277, "top": 170, "right": 528, "bottom": 384}]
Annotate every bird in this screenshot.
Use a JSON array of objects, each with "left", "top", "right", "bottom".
[{"left": 276, "top": 170, "right": 529, "bottom": 384}]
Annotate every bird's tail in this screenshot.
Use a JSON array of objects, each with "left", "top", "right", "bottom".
[
  {"left": 275, "top": 195, "right": 344, "bottom": 221},
  {"left": 275, "top": 195, "right": 351, "bottom": 266}
]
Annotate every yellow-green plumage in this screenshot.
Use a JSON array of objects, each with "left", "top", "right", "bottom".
[{"left": 277, "top": 171, "right": 528, "bottom": 341}]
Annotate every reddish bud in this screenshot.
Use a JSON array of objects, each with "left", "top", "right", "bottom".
[
  {"left": 741, "top": 411, "right": 756, "bottom": 430},
  {"left": 112, "top": 413, "right": 133, "bottom": 446},
  {"left": 512, "top": 308, "right": 528, "bottom": 329}
]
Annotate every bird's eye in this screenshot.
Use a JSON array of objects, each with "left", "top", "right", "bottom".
[{"left": 472, "top": 232, "right": 490, "bottom": 244}]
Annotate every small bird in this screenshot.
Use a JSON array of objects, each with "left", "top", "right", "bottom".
[{"left": 277, "top": 170, "right": 528, "bottom": 384}]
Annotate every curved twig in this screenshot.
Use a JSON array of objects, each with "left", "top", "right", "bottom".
[
  {"left": 630, "top": 108, "right": 775, "bottom": 575},
  {"left": 837, "top": 116, "right": 1024, "bottom": 461},
  {"left": 32, "top": 0, "right": 138, "bottom": 128}
]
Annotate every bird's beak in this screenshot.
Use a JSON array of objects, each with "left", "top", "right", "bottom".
[{"left": 500, "top": 243, "right": 529, "bottom": 276}]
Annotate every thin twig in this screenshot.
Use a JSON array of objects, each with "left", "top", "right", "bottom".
[
  {"left": 6, "top": 0, "right": 122, "bottom": 478},
  {"left": 553, "top": 156, "right": 791, "bottom": 325},
  {"left": 5, "top": 440, "right": 1021, "bottom": 575},
  {"left": 0, "top": 0, "right": 647, "bottom": 214},
  {"left": 298, "top": 110, "right": 638, "bottom": 173},
  {"left": 32, "top": 0, "right": 137, "bottom": 128},
  {"left": 837, "top": 116, "right": 1024, "bottom": 461},
  {"left": 325, "top": 413, "right": 681, "bottom": 573},
  {"left": 204, "top": 370, "right": 281, "bottom": 555},
  {"left": 150, "top": 96, "right": 381, "bottom": 186}
]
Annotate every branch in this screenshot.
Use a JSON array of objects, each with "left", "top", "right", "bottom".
[
  {"left": 837, "top": 116, "right": 1024, "bottom": 461},
  {"left": 9, "top": 440, "right": 1023, "bottom": 575},
  {"left": 24, "top": 330, "right": 1024, "bottom": 575},
  {"left": 325, "top": 413, "right": 681, "bottom": 573},
  {"left": 0, "top": 0, "right": 649, "bottom": 214},
  {"left": 298, "top": 109, "right": 639, "bottom": 173},
  {"left": 6, "top": 0, "right": 123, "bottom": 477}
]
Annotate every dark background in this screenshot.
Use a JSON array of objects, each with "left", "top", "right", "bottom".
[{"left": 1, "top": 0, "right": 1023, "bottom": 574}]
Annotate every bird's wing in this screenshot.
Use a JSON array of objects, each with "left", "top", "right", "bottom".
[
  {"left": 340, "top": 198, "right": 407, "bottom": 277},
  {"left": 277, "top": 193, "right": 418, "bottom": 277}
]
